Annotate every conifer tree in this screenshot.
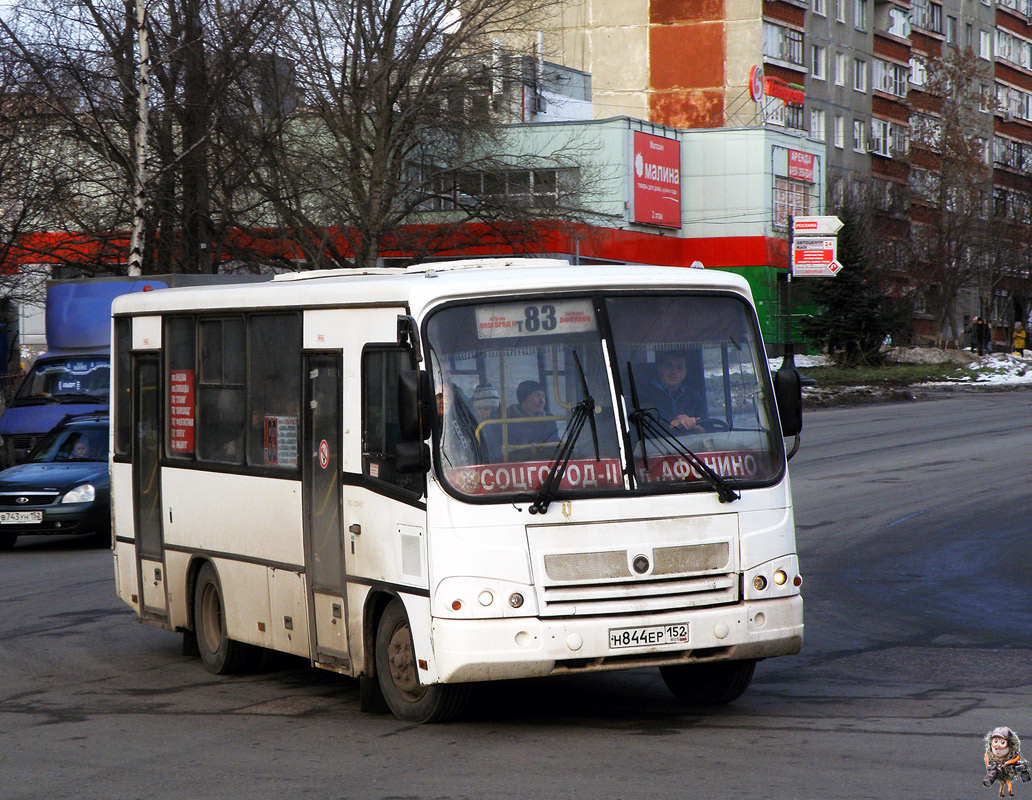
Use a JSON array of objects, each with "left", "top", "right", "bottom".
[{"left": 803, "top": 204, "right": 893, "bottom": 366}]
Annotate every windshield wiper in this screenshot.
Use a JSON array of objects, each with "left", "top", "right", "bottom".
[
  {"left": 529, "top": 351, "right": 600, "bottom": 515},
  {"left": 625, "top": 364, "right": 739, "bottom": 504},
  {"left": 626, "top": 363, "right": 651, "bottom": 471}
]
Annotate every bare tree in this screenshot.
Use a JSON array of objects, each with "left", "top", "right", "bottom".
[
  {"left": 905, "top": 47, "right": 995, "bottom": 344},
  {"left": 231, "top": 0, "right": 601, "bottom": 270},
  {"left": 0, "top": 0, "right": 292, "bottom": 274}
]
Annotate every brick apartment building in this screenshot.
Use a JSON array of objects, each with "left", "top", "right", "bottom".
[{"left": 545, "top": 0, "right": 1032, "bottom": 345}]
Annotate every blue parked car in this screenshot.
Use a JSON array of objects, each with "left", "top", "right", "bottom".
[{"left": 0, "top": 413, "right": 110, "bottom": 550}]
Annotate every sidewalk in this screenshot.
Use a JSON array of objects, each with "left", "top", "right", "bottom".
[{"left": 770, "top": 347, "right": 1032, "bottom": 408}]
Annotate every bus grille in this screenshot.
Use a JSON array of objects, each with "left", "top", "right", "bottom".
[
  {"left": 537, "top": 542, "right": 736, "bottom": 617},
  {"left": 540, "top": 573, "right": 737, "bottom": 617},
  {"left": 544, "top": 542, "right": 729, "bottom": 581}
]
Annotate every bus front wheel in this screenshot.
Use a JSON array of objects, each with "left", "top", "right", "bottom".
[
  {"left": 193, "top": 562, "right": 261, "bottom": 674},
  {"left": 374, "top": 598, "right": 470, "bottom": 723},
  {"left": 659, "top": 659, "right": 756, "bottom": 706}
]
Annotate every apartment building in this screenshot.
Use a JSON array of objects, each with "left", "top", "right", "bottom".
[{"left": 547, "top": 0, "right": 1032, "bottom": 340}]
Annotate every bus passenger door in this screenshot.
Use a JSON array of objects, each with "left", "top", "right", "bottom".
[
  {"left": 133, "top": 354, "right": 168, "bottom": 622},
  {"left": 303, "top": 353, "right": 351, "bottom": 670}
]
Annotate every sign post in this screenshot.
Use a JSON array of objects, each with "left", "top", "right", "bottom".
[{"left": 783, "top": 215, "right": 844, "bottom": 386}]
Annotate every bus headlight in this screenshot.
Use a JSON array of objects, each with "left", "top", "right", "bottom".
[
  {"left": 61, "top": 484, "right": 95, "bottom": 504},
  {"left": 435, "top": 577, "right": 536, "bottom": 618},
  {"left": 744, "top": 555, "right": 801, "bottom": 600}
]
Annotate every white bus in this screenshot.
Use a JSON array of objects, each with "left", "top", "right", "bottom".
[{"left": 111, "top": 258, "right": 804, "bottom": 722}]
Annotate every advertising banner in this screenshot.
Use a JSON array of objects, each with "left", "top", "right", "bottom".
[
  {"left": 169, "top": 370, "right": 195, "bottom": 454},
  {"left": 633, "top": 131, "right": 682, "bottom": 229}
]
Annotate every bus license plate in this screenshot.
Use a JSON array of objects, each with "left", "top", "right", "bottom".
[
  {"left": 0, "top": 511, "right": 42, "bottom": 524},
  {"left": 609, "top": 623, "right": 689, "bottom": 650}
]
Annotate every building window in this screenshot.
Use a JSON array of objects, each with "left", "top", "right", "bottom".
[
  {"left": 872, "top": 119, "right": 909, "bottom": 157},
  {"left": 980, "top": 29, "right": 992, "bottom": 61},
  {"left": 870, "top": 119, "right": 890, "bottom": 156},
  {"left": 910, "top": 57, "right": 926, "bottom": 89},
  {"left": 887, "top": 7, "right": 909, "bottom": 38},
  {"left": 835, "top": 52, "right": 847, "bottom": 86},
  {"left": 853, "top": 119, "right": 866, "bottom": 152},
  {"left": 854, "top": 0, "right": 867, "bottom": 29},
  {"left": 836, "top": 0, "right": 846, "bottom": 22},
  {"left": 811, "top": 108, "right": 826, "bottom": 141},
  {"left": 812, "top": 45, "right": 826, "bottom": 80},
  {"left": 773, "top": 178, "right": 814, "bottom": 228},
  {"left": 911, "top": 0, "right": 943, "bottom": 34},
  {"left": 873, "top": 59, "right": 907, "bottom": 97},
  {"left": 834, "top": 115, "right": 845, "bottom": 148},
  {"left": 813, "top": 0, "right": 826, "bottom": 15},
  {"left": 946, "top": 16, "right": 957, "bottom": 45},
  {"left": 765, "top": 97, "right": 805, "bottom": 130},
  {"left": 764, "top": 22, "right": 804, "bottom": 65},
  {"left": 912, "top": 112, "right": 942, "bottom": 149},
  {"left": 854, "top": 59, "right": 867, "bottom": 92}
]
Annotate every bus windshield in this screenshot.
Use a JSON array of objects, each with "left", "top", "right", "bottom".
[
  {"left": 425, "top": 292, "right": 783, "bottom": 501},
  {"left": 608, "top": 294, "right": 782, "bottom": 490},
  {"left": 12, "top": 357, "right": 110, "bottom": 405},
  {"left": 426, "top": 298, "right": 623, "bottom": 499}
]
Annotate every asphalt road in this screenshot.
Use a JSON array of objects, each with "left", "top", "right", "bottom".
[{"left": 1, "top": 390, "right": 1030, "bottom": 800}]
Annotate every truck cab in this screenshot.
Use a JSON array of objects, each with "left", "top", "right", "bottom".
[{"left": 0, "top": 280, "right": 167, "bottom": 467}]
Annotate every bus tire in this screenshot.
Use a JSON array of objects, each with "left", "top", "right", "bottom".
[
  {"left": 374, "top": 598, "right": 470, "bottom": 723},
  {"left": 193, "top": 562, "right": 261, "bottom": 675},
  {"left": 659, "top": 659, "right": 756, "bottom": 706}
]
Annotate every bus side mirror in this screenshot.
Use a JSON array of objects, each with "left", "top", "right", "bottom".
[
  {"left": 398, "top": 369, "right": 433, "bottom": 442},
  {"left": 395, "top": 441, "right": 431, "bottom": 473},
  {"left": 773, "top": 367, "right": 803, "bottom": 438}
]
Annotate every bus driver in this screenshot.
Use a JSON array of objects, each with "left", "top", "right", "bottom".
[{"left": 637, "top": 351, "right": 706, "bottom": 433}]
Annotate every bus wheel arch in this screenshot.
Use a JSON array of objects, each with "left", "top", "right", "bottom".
[
  {"left": 190, "top": 559, "right": 261, "bottom": 674},
  {"left": 372, "top": 596, "right": 470, "bottom": 723}
]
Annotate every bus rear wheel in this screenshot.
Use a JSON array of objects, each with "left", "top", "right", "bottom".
[
  {"left": 193, "top": 562, "right": 261, "bottom": 674},
  {"left": 659, "top": 659, "right": 756, "bottom": 706},
  {"left": 374, "top": 598, "right": 470, "bottom": 723}
]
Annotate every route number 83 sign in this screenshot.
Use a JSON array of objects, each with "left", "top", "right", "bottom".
[{"left": 475, "top": 300, "right": 597, "bottom": 339}]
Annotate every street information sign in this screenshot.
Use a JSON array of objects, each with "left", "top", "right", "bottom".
[
  {"left": 792, "top": 236, "right": 843, "bottom": 277},
  {"left": 793, "top": 215, "right": 843, "bottom": 236}
]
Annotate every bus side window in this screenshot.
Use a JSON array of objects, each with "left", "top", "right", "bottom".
[
  {"left": 246, "top": 314, "right": 301, "bottom": 469},
  {"left": 114, "top": 317, "right": 132, "bottom": 457},
  {"left": 361, "top": 347, "right": 422, "bottom": 494},
  {"left": 197, "top": 317, "right": 245, "bottom": 464}
]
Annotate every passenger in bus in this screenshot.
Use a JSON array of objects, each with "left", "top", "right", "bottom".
[
  {"left": 503, "top": 380, "right": 559, "bottom": 460},
  {"left": 471, "top": 382, "right": 501, "bottom": 423},
  {"left": 636, "top": 351, "right": 706, "bottom": 433},
  {"left": 471, "top": 383, "right": 502, "bottom": 462},
  {"left": 437, "top": 383, "right": 487, "bottom": 466}
]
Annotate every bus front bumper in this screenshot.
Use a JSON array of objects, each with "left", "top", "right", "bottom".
[{"left": 428, "top": 594, "right": 802, "bottom": 684}]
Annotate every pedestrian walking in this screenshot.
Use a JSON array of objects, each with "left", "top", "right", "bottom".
[{"left": 973, "top": 316, "right": 991, "bottom": 356}]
